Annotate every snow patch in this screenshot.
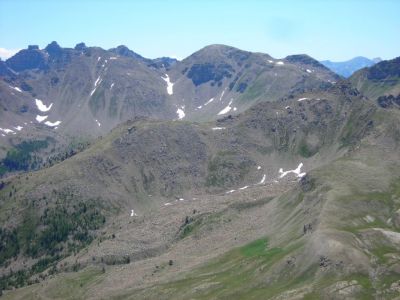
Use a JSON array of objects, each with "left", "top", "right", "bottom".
[
  {"left": 109, "top": 56, "right": 118, "bottom": 60},
  {"left": 306, "top": 69, "right": 312, "bottom": 73},
  {"left": 279, "top": 163, "right": 306, "bottom": 178},
  {"left": 14, "top": 126, "right": 23, "bottom": 131},
  {"left": 110, "top": 83, "right": 114, "bottom": 89},
  {"left": 44, "top": 120, "right": 61, "bottom": 127},
  {"left": 90, "top": 87, "right": 97, "bottom": 96},
  {"left": 219, "top": 88, "right": 227, "bottom": 101},
  {"left": 130, "top": 209, "right": 137, "bottom": 217},
  {"left": 164, "top": 202, "right": 172, "bottom": 206},
  {"left": 12, "top": 86, "right": 22, "bottom": 93},
  {"left": 212, "top": 127, "right": 226, "bottom": 130},
  {"left": 90, "top": 76, "right": 102, "bottom": 96},
  {"left": 162, "top": 74, "right": 174, "bottom": 95},
  {"left": 35, "top": 99, "right": 53, "bottom": 112},
  {"left": 285, "top": 106, "right": 290, "bottom": 109},
  {"left": 258, "top": 174, "right": 266, "bottom": 184},
  {"left": 297, "top": 97, "right": 309, "bottom": 102},
  {"left": 217, "top": 99, "right": 233, "bottom": 115},
  {"left": 36, "top": 115, "right": 48, "bottom": 123},
  {"left": 226, "top": 190, "right": 235, "bottom": 194},
  {"left": 97, "top": 57, "right": 101, "bottom": 61},
  {"left": 204, "top": 98, "right": 214, "bottom": 106},
  {"left": 268, "top": 60, "right": 274, "bottom": 63},
  {"left": 0, "top": 128, "right": 15, "bottom": 134},
  {"left": 233, "top": 107, "right": 237, "bottom": 111},
  {"left": 276, "top": 61, "right": 284, "bottom": 65},
  {"left": 94, "top": 76, "right": 102, "bottom": 87},
  {"left": 176, "top": 106, "right": 185, "bottom": 119},
  {"left": 257, "top": 166, "right": 261, "bottom": 170},
  {"left": 95, "top": 119, "right": 101, "bottom": 127},
  {"left": 239, "top": 186, "right": 249, "bottom": 190}
]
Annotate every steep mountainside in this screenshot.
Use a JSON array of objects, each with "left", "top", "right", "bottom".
[
  {"left": 167, "top": 45, "right": 339, "bottom": 121},
  {"left": 4, "top": 81, "right": 400, "bottom": 299},
  {"left": 0, "top": 43, "right": 339, "bottom": 160},
  {"left": 321, "top": 56, "right": 381, "bottom": 78},
  {"left": 1, "top": 43, "right": 400, "bottom": 299},
  {"left": 349, "top": 56, "right": 400, "bottom": 101}
]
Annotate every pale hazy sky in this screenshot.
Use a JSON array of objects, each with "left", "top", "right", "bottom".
[{"left": 0, "top": 0, "right": 399, "bottom": 61}]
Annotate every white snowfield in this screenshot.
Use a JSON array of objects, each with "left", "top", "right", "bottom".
[
  {"left": 90, "top": 76, "right": 102, "bottom": 96},
  {"left": 279, "top": 163, "right": 306, "bottom": 178},
  {"left": 217, "top": 99, "right": 233, "bottom": 115},
  {"left": 35, "top": 99, "right": 53, "bottom": 112},
  {"left": 219, "top": 88, "right": 227, "bottom": 101},
  {"left": 94, "top": 76, "right": 102, "bottom": 87},
  {"left": 0, "top": 128, "right": 15, "bottom": 134},
  {"left": 276, "top": 61, "right": 284, "bottom": 65},
  {"left": 212, "top": 127, "right": 226, "bottom": 130},
  {"left": 44, "top": 120, "right": 61, "bottom": 127},
  {"left": 176, "top": 106, "right": 185, "bottom": 119},
  {"left": 258, "top": 174, "right": 266, "bottom": 184},
  {"left": 90, "top": 87, "right": 97, "bottom": 96},
  {"left": 11, "top": 86, "right": 22, "bottom": 93},
  {"left": 204, "top": 98, "right": 214, "bottom": 106},
  {"left": 36, "top": 115, "right": 48, "bottom": 123},
  {"left": 162, "top": 74, "right": 174, "bottom": 95},
  {"left": 197, "top": 97, "right": 215, "bottom": 110}
]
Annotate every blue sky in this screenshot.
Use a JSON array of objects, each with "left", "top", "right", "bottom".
[{"left": 0, "top": 0, "right": 399, "bottom": 61}]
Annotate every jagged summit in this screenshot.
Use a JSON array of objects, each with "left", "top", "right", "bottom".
[
  {"left": 108, "top": 45, "right": 145, "bottom": 60},
  {"left": 44, "top": 41, "right": 65, "bottom": 59}
]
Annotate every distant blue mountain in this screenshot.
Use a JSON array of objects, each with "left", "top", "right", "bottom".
[{"left": 320, "top": 56, "right": 382, "bottom": 78}]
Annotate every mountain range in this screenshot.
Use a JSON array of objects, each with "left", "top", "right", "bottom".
[
  {"left": 0, "top": 42, "right": 400, "bottom": 299},
  {"left": 320, "top": 56, "right": 382, "bottom": 78}
]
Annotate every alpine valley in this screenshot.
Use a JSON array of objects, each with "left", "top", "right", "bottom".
[{"left": 0, "top": 42, "right": 400, "bottom": 299}]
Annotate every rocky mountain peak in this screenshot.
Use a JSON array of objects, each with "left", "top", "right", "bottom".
[
  {"left": 109, "top": 45, "right": 145, "bottom": 60},
  {"left": 45, "top": 41, "right": 63, "bottom": 57},
  {"left": 74, "top": 42, "right": 87, "bottom": 51}
]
